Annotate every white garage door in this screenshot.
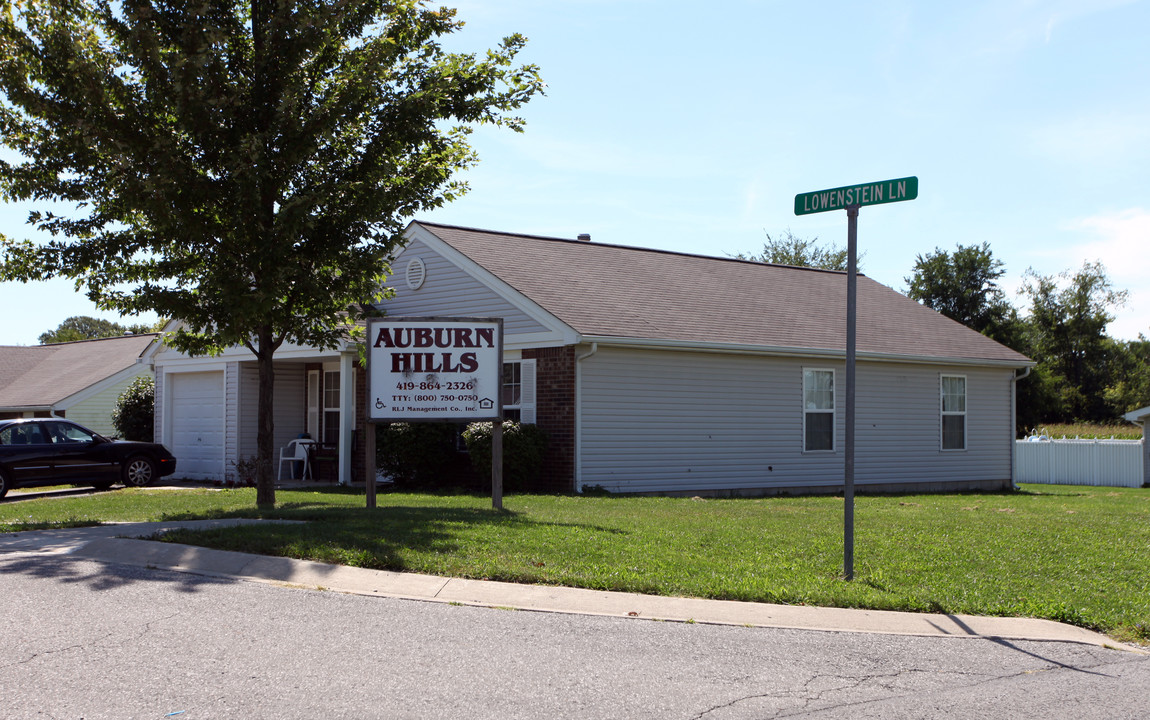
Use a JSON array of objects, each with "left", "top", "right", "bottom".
[{"left": 169, "top": 371, "right": 225, "bottom": 481}]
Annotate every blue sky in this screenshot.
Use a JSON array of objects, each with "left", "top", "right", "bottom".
[{"left": 2, "top": 0, "right": 1147, "bottom": 345}]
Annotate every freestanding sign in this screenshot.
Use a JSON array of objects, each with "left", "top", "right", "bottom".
[
  {"left": 794, "top": 176, "right": 918, "bottom": 581},
  {"left": 367, "top": 317, "right": 503, "bottom": 423},
  {"left": 366, "top": 317, "right": 506, "bottom": 509}
]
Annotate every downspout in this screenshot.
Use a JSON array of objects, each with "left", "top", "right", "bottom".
[
  {"left": 573, "top": 342, "right": 598, "bottom": 492},
  {"left": 1010, "top": 367, "right": 1032, "bottom": 490}
]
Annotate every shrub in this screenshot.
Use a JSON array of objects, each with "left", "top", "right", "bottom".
[
  {"left": 225, "top": 456, "right": 258, "bottom": 487},
  {"left": 462, "top": 420, "right": 548, "bottom": 492},
  {"left": 112, "top": 375, "right": 155, "bottom": 441},
  {"left": 376, "top": 422, "right": 461, "bottom": 487}
]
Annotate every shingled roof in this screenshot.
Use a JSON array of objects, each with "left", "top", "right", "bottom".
[
  {"left": 0, "top": 334, "right": 157, "bottom": 409},
  {"left": 416, "top": 222, "right": 1031, "bottom": 366}
]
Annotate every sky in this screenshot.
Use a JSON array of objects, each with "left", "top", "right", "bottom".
[{"left": 2, "top": 0, "right": 1148, "bottom": 345}]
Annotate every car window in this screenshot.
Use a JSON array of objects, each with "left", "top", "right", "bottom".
[
  {"left": 0, "top": 424, "right": 48, "bottom": 445},
  {"left": 46, "top": 422, "right": 96, "bottom": 444}
]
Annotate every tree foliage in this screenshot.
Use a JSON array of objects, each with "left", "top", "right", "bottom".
[
  {"left": 112, "top": 374, "right": 155, "bottom": 441},
  {"left": 736, "top": 230, "right": 858, "bottom": 271},
  {"left": 39, "top": 315, "right": 158, "bottom": 344},
  {"left": 0, "top": 0, "right": 543, "bottom": 505},
  {"left": 1021, "top": 262, "right": 1130, "bottom": 422},
  {"left": 906, "top": 244, "right": 1146, "bottom": 428},
  {"left": 905, "top": 242, "right": 1023, "bottom": 347}
]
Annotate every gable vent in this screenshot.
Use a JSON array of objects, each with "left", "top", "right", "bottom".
[{"left": 405, "top": 257, "right": 427, "bottom": 290}]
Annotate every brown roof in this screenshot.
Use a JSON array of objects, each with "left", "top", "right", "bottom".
[
  {"left": 417, "top": 222, "right": 1031, "bottom": 365},
  {"left": 0, "top": 334, "right": 157, "bottom": 409}
]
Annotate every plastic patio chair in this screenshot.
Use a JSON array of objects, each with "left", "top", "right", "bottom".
[{"left": 277, "top": 439, "right": 314, "bottom": 481}]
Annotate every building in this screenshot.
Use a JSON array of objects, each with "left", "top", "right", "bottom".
[
  {"left": 0, "top": 334, "right": 157, "bottom": 437},
  {"left": 153, "top": 222, "right": 1033, "bottom": 493}
]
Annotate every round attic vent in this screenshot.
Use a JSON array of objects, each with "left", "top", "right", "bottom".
[{"left": 405, "top": 257, "right": 427, "bottom": 290}]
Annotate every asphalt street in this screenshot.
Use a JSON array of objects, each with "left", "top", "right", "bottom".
[{"left": 2, "top": 551, "right": 1149, "bottom": 719}]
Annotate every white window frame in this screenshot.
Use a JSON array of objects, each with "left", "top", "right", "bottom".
[
  {"left": 501, "top": 359, "right": 536, "bottom": 424},
  {"left": 940, "top": 374, "right": 967, "bottom": 451},
  {"left": 802, "top": 368, "right": 835, "bottom": 453}
]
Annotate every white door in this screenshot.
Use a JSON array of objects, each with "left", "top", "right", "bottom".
[{"left": 169, "top": 372, "right": 225, "bottom": 481}]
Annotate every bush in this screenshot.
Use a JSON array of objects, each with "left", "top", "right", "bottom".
[
  {"left": 112, "top": 375, "right": 155, "bottom": 441},
  {"left": 462, "top": 421, "right": 548, "bottom": 492},
  {"left": 376, "top": 422, "right": 461, "bottom": 487}
]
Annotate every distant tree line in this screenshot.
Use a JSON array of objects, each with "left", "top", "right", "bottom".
[
  {"left": 39, "top": 316, "right": 164, "bottom": 345},
  {"left": 906, "top": 244, "right": 1147, "bottom": 430},
  {"left": 745, "top": 233, "right": 1148, "bottom": 432}
]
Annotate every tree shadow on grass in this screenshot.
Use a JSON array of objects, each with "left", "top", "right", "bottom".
[{"left": 156, "top": 504, "right": 628, "bottom": 576}]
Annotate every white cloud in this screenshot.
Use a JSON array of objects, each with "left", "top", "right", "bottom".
[{"left": 1069, "top": 208, "right": 1150, "bottom": 339}]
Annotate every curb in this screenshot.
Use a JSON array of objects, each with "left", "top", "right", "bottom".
[{"left": 62, "top": 533, "right": 1141, "bottom": 653}]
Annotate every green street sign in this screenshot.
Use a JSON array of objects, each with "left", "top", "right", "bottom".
[{"left": 794, "top": 176, "right": 918, "bottom": 215}]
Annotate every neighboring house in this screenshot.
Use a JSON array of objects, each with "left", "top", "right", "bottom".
[
  {"left": 153, "top": 221, "right": 1034, "bottom": 493},
  {"left": 1122, "top": 405, "right": 1150, "bottom": 487},
  {"left": 0, "top": 334, "right": 158, "bottom": 437}
]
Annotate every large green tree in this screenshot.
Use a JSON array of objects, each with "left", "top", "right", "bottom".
[
  {"left": 0, "top": 0, "right": 543, "bottom": 505},
  {"left": 1021, "top": 261, "right": 1129, "bottom": 422},
  {"left": 736, "top": 230, "right": 858, "bottom": 271},
  {"left": 905, "top": 242, "right": 1023, "bottom": 348}
]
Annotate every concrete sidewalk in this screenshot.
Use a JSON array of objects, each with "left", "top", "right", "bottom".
[{"left": 0, "top": 520, "right": 1138, "bottom": 652}]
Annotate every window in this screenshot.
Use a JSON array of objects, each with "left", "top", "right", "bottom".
[
  {"left": 323, "top": 370, "right": 340, "bottom": 445},
  {"left": 941, "top": 375, "right": 966, "bottom": 451},
  {"left": 502, "top": 362, "right": 522, "bottom": 421},
  {"left": 803, "top": 369, "right": 835, "bottom": 452},
  {"left": 500, "top": 359, "right": 536, "bottom": 424}
]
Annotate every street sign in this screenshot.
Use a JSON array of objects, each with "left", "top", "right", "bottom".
[{"left": 794, "top": 176, "right": 918, "bottom": 216}]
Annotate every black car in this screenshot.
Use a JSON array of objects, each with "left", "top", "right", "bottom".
[{"left": 0, "top": 418, "right": 177, "bottom": 498}]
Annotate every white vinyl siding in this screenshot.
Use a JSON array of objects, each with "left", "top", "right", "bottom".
[
  {"left": 236, "top": 363, "right": 308, "bottom": 460},
  {"left": 64, "top": 367, "right": 152, "bottom": 437},
  {"left": 578, "top": 347, "right": 1012, "bottom": 494},
  {"left": 384, "top": 239, "right": 548, "bottom": 335}
]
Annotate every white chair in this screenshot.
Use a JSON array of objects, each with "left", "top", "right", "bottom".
[{"left": 277, "top": 439, "right": 314, "bottom": 481}]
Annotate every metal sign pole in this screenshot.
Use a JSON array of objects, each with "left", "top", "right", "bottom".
[
  {"left": 795, "top": 176, "right": 917, "bottom": 583},
  {"left": 844, "top": 205, "right": 858, "bottom": 581},
  {"left": 365, "top": 423, "right": 377, "bottom": 509},
  {"left": 492, "top": 415, "right": 504, "bottom": 510}
]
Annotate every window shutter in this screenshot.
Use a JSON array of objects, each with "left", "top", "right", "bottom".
[
  {"left": 519, "top": 359, "right": 537, "bottom": 424},
  {"left": 306, "top": 370, "right": 320, "bottom": 439}
]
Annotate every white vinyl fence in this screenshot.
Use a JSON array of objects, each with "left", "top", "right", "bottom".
[{"left": 1015, "top": 437, "right": 1145, "bottom": 488}]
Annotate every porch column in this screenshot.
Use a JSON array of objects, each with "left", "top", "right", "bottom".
[{"left": 338, "top": 351, "right": 356, "bottom": 485}]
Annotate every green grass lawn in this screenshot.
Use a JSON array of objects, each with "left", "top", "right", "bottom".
[{"left": 2, "top": 484, "right": 1148, "bottom": 643}]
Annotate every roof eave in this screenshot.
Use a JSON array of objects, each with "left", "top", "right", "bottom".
[{"left": 577, "top": 335, "right": 1035, "bottom": 369}]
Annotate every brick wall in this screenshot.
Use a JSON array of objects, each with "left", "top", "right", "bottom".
[{"left": 523, "top": 346, "right": 576, "bottom": 492}]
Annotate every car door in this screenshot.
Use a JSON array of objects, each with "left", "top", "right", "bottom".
[
  {"left": 0, "top": 423, "right": 55, "bottom": 486},
  {"left": 42, "top": 421, "right": 119, "bottom": 484}
]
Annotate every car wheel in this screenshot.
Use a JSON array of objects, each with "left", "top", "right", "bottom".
[
  {"left": 0, "top": 470, "right": 9, "bottom": 499},
  {"left": 122, "top": 456, "right": 157, "bottom": 487}
]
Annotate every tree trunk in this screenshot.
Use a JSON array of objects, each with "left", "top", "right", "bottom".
[{"left": 255, "top": 326, "right": 277, "bottom": 507}]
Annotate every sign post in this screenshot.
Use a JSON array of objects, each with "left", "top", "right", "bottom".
[
  {"left": 366, "top": 317, "right": 504, "bottom": 509},
  {"left": 795, "top": 176, "right": 918, "bottom": 580}
]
